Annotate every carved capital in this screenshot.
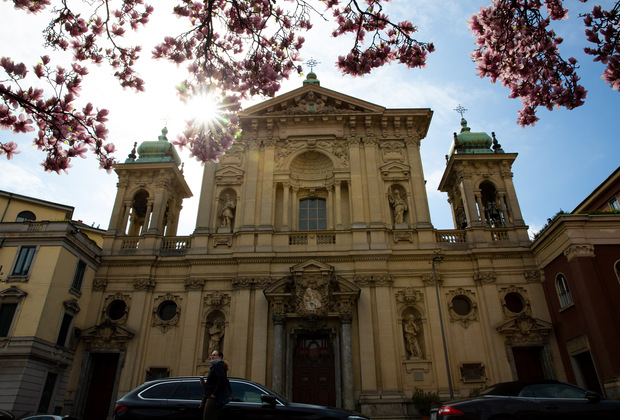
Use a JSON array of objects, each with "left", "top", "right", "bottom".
[
  {"left": 133, "top": 278, "right": 155, "bottom": 291},
  {"left": 233, "top": 276, "right": 272, "bottom": 289},
  {"left": 474, "top": 271, "right": 497, "bottom": 285},
  {"left": 184, "top": 278, "right": 205, "bottom": 290},
  {"left": 354, "top": 274, "right": 393, "bottom": 287}
]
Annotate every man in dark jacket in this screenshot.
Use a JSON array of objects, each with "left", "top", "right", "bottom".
[{"left": 200, "top": 351, "right": 231, "bottom": 420}]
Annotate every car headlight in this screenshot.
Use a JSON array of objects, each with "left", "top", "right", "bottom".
[{"left": 348, "top": 416, "right": 370, "bottom": 420}]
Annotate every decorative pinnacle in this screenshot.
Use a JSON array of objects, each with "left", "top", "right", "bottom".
[
  {"left": 454, "top": 104, "right": 468, "bottom": 119},
  {"left": 305, "top": 58, "right": 320, "bottom": 72}
]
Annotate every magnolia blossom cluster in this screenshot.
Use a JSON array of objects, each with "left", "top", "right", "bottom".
[
  {"left": 470, "top": 0, "right": 618, "bottom": 126},
  {"left": 1, "top": 56, "right": 113, "bottom": 173},
  {"left": 583, "top": 4, "right": 620, "bottom": 91},
  {"left": 2, "top": 0, "right": 618, "bottom": 171},
  {"left": 329, "top": 0, "right": 434, "bottom": 75}
]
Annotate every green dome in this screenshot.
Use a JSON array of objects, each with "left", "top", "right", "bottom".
[
  {"left": 448, "top": 119, "right": 503, "bottom": 158},
  {"left": 125, "top": 128, "right": 182, "bottom": 166}
]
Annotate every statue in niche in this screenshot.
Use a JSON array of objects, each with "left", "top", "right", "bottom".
[
  {"left": 388, "top": 187, "right": 408, "bottom": 224},
  {"left": 219, "top": 194, "right": 236, "bottom": 228},
  {"left": 403, "top": 314, "right": 423, "bottom": 359},
  {"left": 208, "top": 319, "right": 225, "bottom": 355}
]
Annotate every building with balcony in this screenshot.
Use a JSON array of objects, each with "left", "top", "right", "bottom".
[
  {"left": 531, "top": 166, "right": 620, "bottom": 398},
  {"left": 0, "top": 190, "right": 102, "bottom": 418},
  {"left": 64, "top": 73, "right": 565, "bottom": 420}
]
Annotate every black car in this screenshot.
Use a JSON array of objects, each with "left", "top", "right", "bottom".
[
  {"left": 430, "top": 379, "right": 620, "bottom": 419},
  {"left": 113, "top": 376, "right": 370, "bottom": 420}
]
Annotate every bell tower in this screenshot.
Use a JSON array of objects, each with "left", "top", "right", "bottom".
[
  {"left": 438, "top": 118, "right": 529, "bottom": 243},
  {"left": 105, "top": 128, "right": 192, "bottom": 250}
]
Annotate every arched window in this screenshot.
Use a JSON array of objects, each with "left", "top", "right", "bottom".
[
  {"left": 615, "top": 260, "right": 620, "bottom": 282},
  {"left": 15, "top": 211, "right": 36, "bottom": 222},
  {"left": 556, "top": 274, "right": 573, "bottom": 308},
  {"left": 299, "top": 198, "right": 326, "bottom": 230}
]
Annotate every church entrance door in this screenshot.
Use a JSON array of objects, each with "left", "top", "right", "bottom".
[
  {"left": 512, "top": 346, "right": 545, "bottom": 380},
  {"left": 82, "top": 352, "right": 119, "bottom": 420},
  {"left": 292, "top": 334, "right": 336, "bottom": 406}
]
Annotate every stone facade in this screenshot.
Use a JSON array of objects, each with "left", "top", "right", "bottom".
[{"left": 64, "top": 77, "right": 564, "bottom": 420}]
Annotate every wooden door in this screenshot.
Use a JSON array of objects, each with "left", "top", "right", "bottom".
[
  {"left": 292, "top": 334, "right": 336, "bottom": 406},
  {"left": 512, "top": 346, "right": 545, "bottom": 380},
  {"left": 82, "top": 353, "right": 119, "bottom": 420}
]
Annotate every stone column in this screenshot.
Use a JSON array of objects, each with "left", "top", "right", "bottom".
[
  {"left": 119, "top": 201, "right": 132, "bottom": 235},
  {"left": 291, "top": 187, "right": 299, "bottom": 230},
  {"left": 259, "top": 141, "right": 276, "bottom": 229},
  {"left": 240, "top": 140, "right": 260, "bottom": 230},
  {"left": 335, "top": 181, "right": 342, "bottom": 229},
  {"left": 347, "top": 138, "right": 366, "bottom": 228},
  {"left": 405, "top": 137, "right": 432, "bottom": 228},
  {"left": 362, "top": 137, "right": 383, "bottom": 226},
  {"left": 272, "top": 314, "right": 286, "bottom": 395},
  {"left": 502, "top": 172, "right": 525, "bottom": 226},
  {"left": 107, "top": 174, "right": 129, "bottom": 234},
  {"left": 327, "top": 185, "right": 334, "bottom": 229},
  {"left": 475, "top": 193, "right": 487, "bottom": 226},
  {"left": 142, "top": 200, "right": 153, "bottom": 234},
  {"left": 340, "top": 313, "right": 355, "bottom": 411},
  {"left": 195, "top": 162, "right": 216, "bottom": 233},
  {"left": 459, "top": 175, "right": 480, "bottom": 227},
  {"left": 282, "top": 183, "right": 290, "bottom": 231}
]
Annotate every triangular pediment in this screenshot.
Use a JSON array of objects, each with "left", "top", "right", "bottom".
[
  {"left": 290, "top": 259, "right": 334, "bottom": 276},
  {"left": 0, "top": 286, "right": 27, "bottom": 299},
  {"left": 214, "top": 166, "right": 245, "bottom": 184},
  {"left": 241, "top": 84, "right": 385, "bottom": 117},
  {"left": 380, "top": 161, "right": 411, "bottom": 180}
]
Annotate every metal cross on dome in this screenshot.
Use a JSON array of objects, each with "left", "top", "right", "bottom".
[
  {"left": 305, "top": 58, "right": 320, "bottom": 72},
  {"left": 454, "top": 104, "right": 468, "bottom": 119}
]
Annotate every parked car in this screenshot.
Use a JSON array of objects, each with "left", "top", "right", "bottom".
[
  {"left": 113, "top": 376, "right": 370, "bottom": 420},
  {"left": 430, "top": 379, "right": 620, "bottom": 419},
  {"left": 0, "top": 410, "right": 14, "bottom": 420}
]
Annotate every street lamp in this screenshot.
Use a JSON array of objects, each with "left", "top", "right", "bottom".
[{"left": 432, "top": 255, "right": 454, "bottom": 400}]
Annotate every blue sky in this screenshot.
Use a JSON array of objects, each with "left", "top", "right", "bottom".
[{"left": 1, "top": 0, "right": 618, "bottom": 235}]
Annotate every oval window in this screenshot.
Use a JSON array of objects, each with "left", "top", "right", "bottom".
[
  {"left": 107, "top": 300, "right": 127, "bottom": 321},
  {"left": 451, "top": 295, "right": 472, "bottom": 316},
  {"left": 157, "top": 301, "right": 178, "bottom": 321},
  {"left": 504, "top": 292, "right": 525, "bottom": 314}
]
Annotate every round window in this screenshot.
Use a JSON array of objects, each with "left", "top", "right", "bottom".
[
  {"left": 157, "top": 301, "right": 178, "bottom": 321},
  {"left": 504, "top": 292, "right": 525, "bottom": 313},
  {"left": 451, "top": 295, "right": 472, "bottom": 316},
  {"left": 107, "top": 300, "right": 127, "bottom": 321}
]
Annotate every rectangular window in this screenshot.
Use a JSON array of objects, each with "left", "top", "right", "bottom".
[
  {"left": 56, "top": 313, "right": 74, "bottom": 346},
  {"left": 0, "top": 303, "right": 18, "bottom": 337},
  {"left": 12, "top": 246, "right": 36, "bottom": 276},
  {"left": 71, "top": 260, "right": 87, "bottom": 291},
  {"left": 37, "top": 372, "right": 58, "bottom": 414},
  {"left": 299, "top": 198, "right": 327, "bottom": 230},
  {"left": 610, "top": 197, "right": 620, "bottom": 210}
]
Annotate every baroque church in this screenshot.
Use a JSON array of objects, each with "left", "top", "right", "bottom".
[{"left": 66, "top": 73, "right": 562, "bottom": 419}]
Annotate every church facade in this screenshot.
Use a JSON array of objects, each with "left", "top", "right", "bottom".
[{"left": 66, "top": 74, "right": 563, "bottom": 419}]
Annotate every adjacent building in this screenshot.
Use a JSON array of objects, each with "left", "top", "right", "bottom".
[
  {"left": 0, "top": 190, "right": 103, "bottom": 417},
  {"left": 531, "top": 166, "right": 620, "bottom": 398}
]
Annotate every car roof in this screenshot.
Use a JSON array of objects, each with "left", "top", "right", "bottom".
[{"left": 486, "top": 379, "right": 564, "bottom": 396}]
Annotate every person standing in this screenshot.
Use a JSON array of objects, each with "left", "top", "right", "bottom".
[{"left": 200, "top": 351, "right": 232, "bottom": 420}]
